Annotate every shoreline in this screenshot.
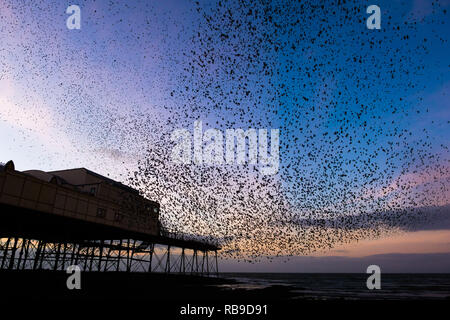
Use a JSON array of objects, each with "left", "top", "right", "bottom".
[{"left": 1, "top": 270, "right": 449, "bottom": 301}]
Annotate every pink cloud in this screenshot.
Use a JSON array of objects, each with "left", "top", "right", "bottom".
[{"left": 367, "top": 163, "right": 450, "bottom": 208}]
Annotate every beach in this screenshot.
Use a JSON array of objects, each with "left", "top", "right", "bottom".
[
  {"left": 1, "top": 270, "right": 449, "bottom": 318},
  {"left": 1, "top": 270, "right": 449, "bottom": 301}
]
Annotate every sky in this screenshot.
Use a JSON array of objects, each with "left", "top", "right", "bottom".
[{"left": 0, "top": 0, "right": 449, "bottom": 272}]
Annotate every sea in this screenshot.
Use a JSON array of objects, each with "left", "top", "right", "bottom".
[{"left": 219, "top": 273, "right": 450, "bottom": 300}]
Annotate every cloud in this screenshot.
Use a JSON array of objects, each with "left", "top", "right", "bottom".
[{"left": 291, "top": 204, "right": 450, "bottom": 232}]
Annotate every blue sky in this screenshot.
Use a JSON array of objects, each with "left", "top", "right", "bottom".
[{"left": 0, "top": 0, "right": 449, "bottom": 271}]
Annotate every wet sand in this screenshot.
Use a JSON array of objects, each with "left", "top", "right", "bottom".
[
  {"left": 0, "top": 270, "right": 447, "bottom": 318},
  {"left": 0, "top": 270, "right": 297, "bottom": 301}
]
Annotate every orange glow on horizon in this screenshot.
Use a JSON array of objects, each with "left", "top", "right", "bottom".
[{"left": 316, "top": 229, "right": 450, "bottom": 258}]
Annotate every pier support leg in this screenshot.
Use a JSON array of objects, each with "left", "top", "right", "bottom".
[
  {"left": 98, "top": 240, "right": 104, "bottom": 272},
  {"left": 205, "top": 251, "right": 209, "bottom": 276},
  {"left": 33, "top": 240, "right": 42, "bottom": 270},
  {"left": 16, "top": 238, "right": 25, "bottom": 270},
  {"left": 38, "top": 241, "right": 47, "bottom": 270},
  {"left": 215, "top": 250, "right": 219, "bottom": 276},
  {"left": 22, "top": 239, "right": 30, "bottom": 270},
  {"left": 166, "top": 245, "right": 171, "bottom": 273},
  {"left": 8, "top": 237, "right": 18, "bottom": 270},
  {"left": 180, "top": 248, "right": 185, "bottom": 274},
  {"left": 1, "top": 237, "right": 11, "bottom": 269},
  {"left": 148, "top": 243, "right": 154, "bottom": 273},
  {"left": 103, "top": 240, "right": 112, "bottom": 272},
  {"left": 116, "top": 239, "right": 123, "bottom": 272},
  {"left": 61, "top": 242, "right": 68, "bottom": 271},
  {"left": 54, "top": 242, "right": 62, "bottom": 271}
]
